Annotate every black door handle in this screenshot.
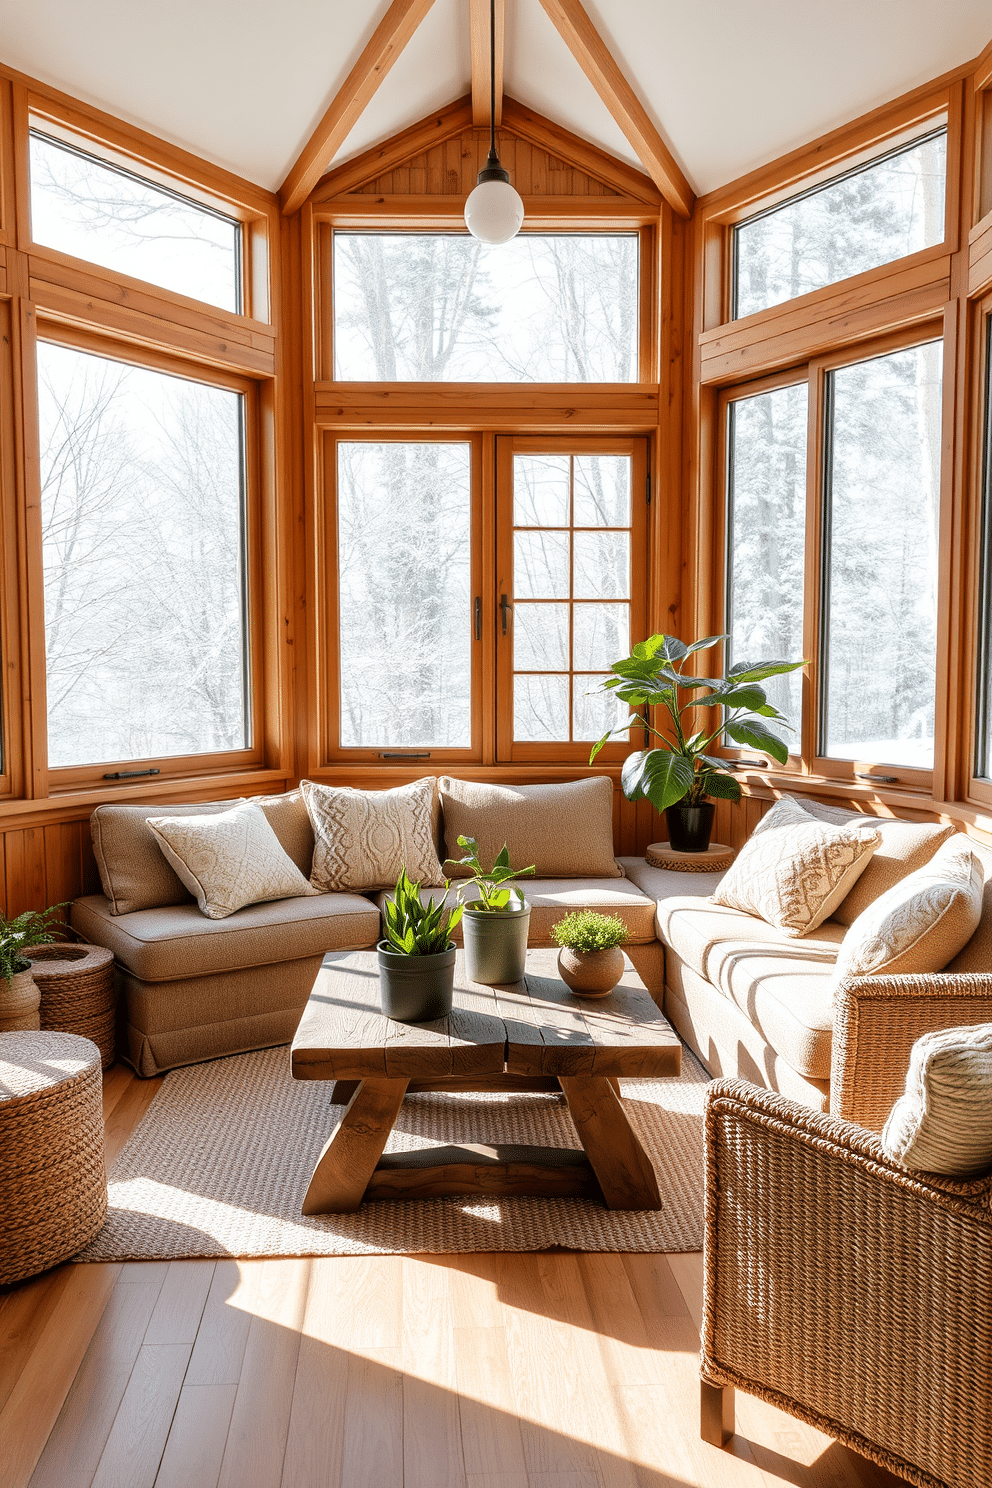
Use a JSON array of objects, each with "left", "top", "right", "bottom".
[
  {"left": 474, "top": 596, "right": 482, "bottom": 641},
  {"left": 500, "top": 594, "right": 511, "bottom": 635}
]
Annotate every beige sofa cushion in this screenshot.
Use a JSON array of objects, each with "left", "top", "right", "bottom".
[
  {"left": 834, "top": 839, "right": 984, "bottom": 982},
  {"left": 91, "top": 797, "right": 246, "bottom": 915},
  {"left": 147, "top": 802, "right": 318, "bottom": 920},
  {"left": 882, "top": 1022, "right": 992, "bottom": 1176},
  {"left": 439, "top": 776, "right": 621, "bottom": 879},
  {"left": 256, "top": 790, "right": 315, "bottom": 877},
  {"left": 713, "top": 795, "right": 879, "bottom": 936},
  {"left": 70, "top": 890, "right": 381, "bottom": 982},
  {"left": 375, "top": 875, "right": 655, "bottom": 947},
  {"left": 302, "top": 776, "right": 444, "bottom": 892}
]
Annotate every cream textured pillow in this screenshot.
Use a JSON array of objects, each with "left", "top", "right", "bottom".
[
  {"left": 301, "top": 776, "right": 444, "bottom": 892},
  {"left": 882, "top": 1023, "right": 992, "bottom": 1176},
  {"left": 146, "top": 801, "right": 317, "bottom": 920},
  {"left": 439, "top": 776, "right": 621, "bottom": 879},
  {"left": 833, "top": 838, "right": 983, "bottom": 982},
  {"left": 712, "top": 794, "right": 880, "bottom": 937}
]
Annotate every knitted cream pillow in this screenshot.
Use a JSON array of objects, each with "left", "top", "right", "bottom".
[
  {"left": 301, "top": 776, "right": 444, "bottom": 893},
  {"left": 833, "top": 838, "right": 983, "bottom": 982},
  {"left": 712, "top": 794, "right": 880, "bottom": 937},
  {"left": 882, "top": 1023, "right": 992, "bottom": 1176},
  {"left": 147, "top": 801, "right": 318, "bottom": 920}
]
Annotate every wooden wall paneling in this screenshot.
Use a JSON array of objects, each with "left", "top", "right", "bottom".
[
  {"left": 470, "top": 0, "right": 504, "bottom": 127},
  {"left": 352, "top": 126, "right": 623, "bottom": 200},
  {"left": 969, "top": 214, "right": 992, "bottom": 295},
  {"left": 314, "top": 99, "right": 475, "bottom": 201},
  {"left": 0, "top": 76, "right": 14, "bottom": 246},
  {"left": 314, "top": 383, "right": 660, "bottom": 432},
  {"left": 318, "top": 197, "right": 654, "bottom": 229},
  {"left": 501, "top": 99, "right": 660, "bottom": 204}
]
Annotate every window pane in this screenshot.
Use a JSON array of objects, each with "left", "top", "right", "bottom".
[
  {"left": 515, "top": 531, "right": 569, "bottom": 599},
  {"left": 823, "top": 342, "right": 942, "bottom": 768},
  {"left": 727, "top": 383, "right": 807, "bottom": 731},
  {"left": 574, "top": 532, "right": 630, "bottom": 599},
  {"left": 338, "top": 443, "right": 471, "bottom": 748},
  {"left": 514, "top": 455, "right": 570, "bottom": 526},
  {"left": 30, "top": 131, "right": 240, "bottom": 313},
  {"left": 515, "top": 674, "right": 568, "bottom": 742},
  {"left": 573, "top": 677, "right": 627, "bottom": 742},
  {"left": 334, "top": 233, "right": 637, "bottom": 382},
  {"left": 573, "top": 604, "right": 629, "bottom": 671},
  {"left": 38, "top": 342, "right": 247, "bottom": 768},
  {"left": 573, "top": 456, "right": 631, "bottom": 526},
  {"left": 735, "top": 129, "right": 946, "bottom": 320},
  {"left": 515, "top": 603, "right": 569, "bottom": 671}
]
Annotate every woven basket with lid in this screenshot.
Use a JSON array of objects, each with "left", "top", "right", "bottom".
[{"left": 27, "top": 942, "right": 115, "bottom": 1069}]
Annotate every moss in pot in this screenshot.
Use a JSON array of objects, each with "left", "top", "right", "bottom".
[
  {"left": 551, "top": 911, "right": 629, "bottom": 999},
  {"left": 378, "top": 870, "right": 463, "bottom": 1023}
]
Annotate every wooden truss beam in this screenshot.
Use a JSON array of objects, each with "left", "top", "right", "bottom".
[
  {"left": 537, "top": 0, "right": 693, "bottom": 218},
  {"left": 470, "top": 0, "right": 505, "bottom": 128},
  {"left": 280, "top": 0, "right": 436, "bottom": 215}
]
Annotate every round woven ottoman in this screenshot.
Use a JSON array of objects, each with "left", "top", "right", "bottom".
[
  {"left": 0, "top": 1031, "right": 107, "bottom": 1285},
  {"left": 27, "top": 943, "right": 116, "bottom": 1069}
]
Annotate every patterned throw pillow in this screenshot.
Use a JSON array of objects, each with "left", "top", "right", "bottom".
[
  {"left": 833, "top": 838, "right": 983, "bottom": 982},
  {"left": 882, "top": 1023, "right": 992, "bottom": 1176},
  {"left": 301, "top": 777, "right": 445, "bottom": 893},
  {"left": 147, "top": 801, "right": 318, "bottom": 920},
  {"left": 712, "top": 794, "right": 881, "bottom": 937}
]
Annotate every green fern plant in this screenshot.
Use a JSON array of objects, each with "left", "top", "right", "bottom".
[
  {"left": 381, "top": 870, "right": 463, "bottom": 956},
  {"left": 0, "top": 903, "right": 66, "bottom": 982}
]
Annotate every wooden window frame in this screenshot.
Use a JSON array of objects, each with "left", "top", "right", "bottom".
[
  {"left": 968, "top": 294, "right": 992, "bottom": 808},
  {"left": 0, "top": 297, "right": 25, "bottom": 801},
  {"left": 30, "top": 321, "right": 267, "bottom": 794}
]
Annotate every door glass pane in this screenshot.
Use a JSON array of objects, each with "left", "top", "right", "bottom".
[
  {"left": 515, "top": 675, "right": 569, "bottom": 742},
  {"left": 823, "top": 342, "right": 942, "bottom": 768},
  {"left": 574, "top": 532, "right": 630, "bottom": 599},
  {"left": 735, "top": 128, "right": 946, "bottom": 319},
  {"left": 514, "top": 455, "right": 570, "bottom": 526},
  {"left": 573, "top": 456, "right": 631, "bottom": 526},
  {"left": 727, "top": 383, "right": 807, "bottom": 731},
  {"left": 30, "top": 132, "right": 240, "bottom": 313},
  {"left": 514, "top": 531, "right": 570, "bottom": 598},
  {"left": 334, "top": 233, "right": 638, "bottom": 382},
  {"left": 37, "top": 341, "right": 248, "bottom": 768},
  {"left": 573, "top": 604, "right": 629, "bottom": 672},
  {"left": 515, "top": 603, "right": 569, "bottom": 671},
  {"left": 338, "top": 442, "right": 471, "bottom": 748}
]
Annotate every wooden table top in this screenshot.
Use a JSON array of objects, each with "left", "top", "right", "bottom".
[{"left": 291, "top": 948, "right": 681, "bottom": 1082}]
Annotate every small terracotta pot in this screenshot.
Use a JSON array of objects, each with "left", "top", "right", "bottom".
[
  {"left": 556, "top": 945, "right": 625, "bottom": 999},
  {"left": 0, "top": 967, "right": 41, "bottom": 1031}
]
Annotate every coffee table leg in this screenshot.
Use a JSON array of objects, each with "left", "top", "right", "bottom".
[
  {"left": 301, "top": 1077, "right": 410, "bottom": 1215},
  {"left": 558, "top": 1075, "right": 662, "bottom": 1211}
]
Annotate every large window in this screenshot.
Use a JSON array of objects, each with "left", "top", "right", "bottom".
[
  {"left": 333, "top": 233, "right": 638, "bottom": 382},
  {"left": 734, "top": 128, "right": 947, "bottom": 319},
  {"left": 37, "top": 342, "right": 249, "bottom": 770},
  {"left": 30, "top": 131, "right": 241, "bottom": 312}
]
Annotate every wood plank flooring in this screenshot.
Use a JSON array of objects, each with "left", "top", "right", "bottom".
[{"left": 0, "top": 1065, "right": 904, "bottom": 1488}]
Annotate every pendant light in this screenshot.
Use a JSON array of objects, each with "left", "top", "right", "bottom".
[{"left": 464, "top": 0, "right": 524, "bottom": 244}]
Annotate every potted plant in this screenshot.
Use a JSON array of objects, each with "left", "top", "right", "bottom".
[
  {"left": 550, "top": 911, "right": 629, "bottom": 998},
  {"left": 590, "top": 633, "right": 806, "bottom": 852},
  {"left": 446, "top": 837, "right": 535, "bottom": 985},
  {"left": 0, "top": 903, "right": 66, "bottom": 1032},
  {"left": 378, "top": 870, "right": 464, "bottom": 1023}
]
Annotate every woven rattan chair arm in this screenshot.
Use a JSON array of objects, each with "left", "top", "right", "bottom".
[{"left": 830, "top": 971, "right": 992, "bottom": 1133}]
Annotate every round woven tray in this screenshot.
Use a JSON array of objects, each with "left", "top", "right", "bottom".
[
  {"left": 27, "top": 942, "right": 115, "bottom": 1070},
  {"left": 0, "top": 1031, "right": 107, "bottom": 1285},
  {"left": 646, "top": 842, "right": 735, "bottom": 873}
]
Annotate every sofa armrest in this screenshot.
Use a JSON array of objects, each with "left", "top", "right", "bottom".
[
  {"left": 702, "top": 1078, "right": 992, "bottom": 1485},
  {"left": 829, "top": 971, "right": 992, "bottom": 1132}
]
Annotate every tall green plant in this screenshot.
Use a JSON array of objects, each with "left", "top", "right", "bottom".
[
  {"left": 381, "top": 871, "right": 463, "bottom": 956},
  {"left": 589, "top": 633, "right": 806, "bottom": 811},
  {"left": 0, "top": 904, "right": 66, "bottom": 982}
]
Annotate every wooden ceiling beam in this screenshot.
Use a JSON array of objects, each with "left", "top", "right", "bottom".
[
  {"left": 470, "top": 0, "right": 505, "bottom": 128},
  {"left": 537, "top": 0, "right": 693, "bottom": 218},
  {"left": 280, "top": 0, "right": 436, "bottom": 216}
]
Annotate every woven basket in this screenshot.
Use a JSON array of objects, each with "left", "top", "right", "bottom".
[
  {"left": 0, "top": 968, "right": 41, "bottom": 1032},
  {"left": 0, "top": 1030, "right": 107, "bottom": 1284},
  {"left": 28, "top": 943, "right": 115, "bottom": 1070}
]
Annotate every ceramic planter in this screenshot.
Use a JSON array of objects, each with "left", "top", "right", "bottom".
[
  {"left": 665, "top": 802, "right": 715, "bottom": 853},
  {"left": 377, "top": 941, "right": 456, "bottom": 1023},
  {"left": 557, "top": 945, "right": 625, "bottom": 998},
  {"left": 0, "top": 966, "right": 41, "bottom": 1032},
  {"left": 463, "top": 901, "right": 531, "bottom": 985}
]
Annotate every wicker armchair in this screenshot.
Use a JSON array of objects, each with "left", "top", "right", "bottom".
[
  {"left": 700, "top": 1078, "right": 992, "bottom": 1488},
  {"left": 832, "top": 970, "right": 992, "bottom": 1130}
]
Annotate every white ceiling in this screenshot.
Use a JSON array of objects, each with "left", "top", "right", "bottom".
[{"left": 0, "top": 0, "right": 988, "bottom": 198}]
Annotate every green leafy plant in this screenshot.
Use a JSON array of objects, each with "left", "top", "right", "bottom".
[
  {"left": 589, "top": 633, "right": 806, "bottom": 812},
  {"left": 0, "top": 903, "right": 67, "bottom": 982},
  {"left": 550, "top": 911, "right": 629, "bottom": 954},
  {"left": 381, "top": 870, "right": 463, "bottom": 956},
  {"left": 446, "top": 837, "right": 535, "bottom": 912}
]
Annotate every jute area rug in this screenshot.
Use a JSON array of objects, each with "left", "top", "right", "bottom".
[{"left": 76, "top": 1044, "right": 709, "bottom": 1261}]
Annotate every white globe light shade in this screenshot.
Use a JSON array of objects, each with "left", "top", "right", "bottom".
[{"left": 464, "top": 179, "right": 524, "bottom": 244}]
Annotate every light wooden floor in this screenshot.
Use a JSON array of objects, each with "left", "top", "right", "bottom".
[{"left": 0, "top": 1064, "right": 903, "bottom": 1488}]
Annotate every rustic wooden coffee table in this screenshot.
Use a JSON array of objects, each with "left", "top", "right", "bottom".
[{"left": 291, "top": 947, "right": 681, "bottom": 1216}]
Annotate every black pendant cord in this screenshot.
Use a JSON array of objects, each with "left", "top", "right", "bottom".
[{"left": 477, "top": 0, "right": 509, "bottom": 184}]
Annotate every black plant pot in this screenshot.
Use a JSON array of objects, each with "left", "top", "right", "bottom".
[
  {"left": 665, "top": 802, "right": 715, "bottom": 853},
  {"left": 377, "top": 941, "right": 456, "bottom": 1022}
]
